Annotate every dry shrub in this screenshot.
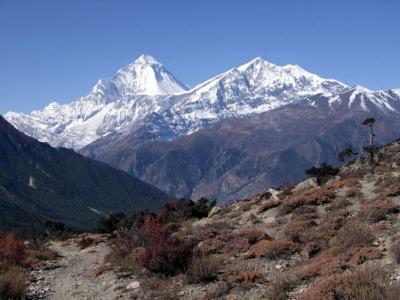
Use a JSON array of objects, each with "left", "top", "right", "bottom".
[
  {"left": 139, "top": 276, "right": 180, "bottom": 300},
  {"left": 292, "top": 205, "right": 318, "bottom": 216},
  {"left": 300, "top": 263, "right": 400, "bottom": 300},
  {"left": 228, "top": 271, "right": 263, "bottom": 286},
  {"left": 263, "top": 272, "right": 298, "bottom": 300},
  {"left": 258, "top": 199, "right": 280, "bottom": 214},
  {"left": 347, "top": 247, "right": 382, "bottom": 265},
  {"left": 239, "top": 228, "right": 271, "bottom": 245},
  {"left": 377, "top": 173, "right": 400, "bottom": 190},
  {"left": 94, "top": 263, "right": 113, "bottom": 277},
  {"left": 358, "top": 199, "right": 399, "bottom": 223},
  {"left": 299, "top": 245, "right": 381, "bottom": 281},
  {"left": 326, "top": 198, "right": 351, "bottom": 212},
  {"left": 339, "top": 167, "right": 369, "bottom": 179},
  {"left": 305, "top": 210, "right": 349, "bottom": 252},
  {"left": 186, "top": 253, "right": 221, "bottom": 283},
  {"left": 134, "top": 218, "right": 193, "bottom": 275},
  {"left": 266, "top": 220, "right": 278, "bottom": 229},
  {"left": 198, "top": 228, "right": 268, "bottom": 256},
  {"left": 0, "top": 232, "right": 26, "bottom": 267},
  {"left": 298, "top": 250, "right": 346, "bottom": 280},
  {"left": 304, "top": 241, "right": 321, "bottom": 258},
  {"left": 77, "top": 236, "right": 99, "bottom": 249},
  {"left": 27, "top": 249, "right": 58, "bottom": 264},
  {"left": 345, "top": 187, "right": 361, "bottom": 198},
  {"left": 25, "top": 237, "right": 58, "bottom": 264},
  {"left": 196, "top": 226, "right": 221, "bottom": 241},
  {"left": 110, "top": 217, "right": 193, "bottom": 275},
  {"left": 330, "top": 220, "right": 375, "bottom": 252},
  {"left": 390, "top": 242, "right": 400, "bottom": 264},
  {"left": 284, "top": 213, "right": 317, "bottom": 244},
  {"left": 279, "top": 187, "right": 335, "bottom": 215},
  {"left": 326, "top": 178, "right": 359, "bottom": 190},
  {"left": 373, "top": 222, "right": 388, "bottom": 231},
  {"left": 198, "top": 238, "right": 225, "bottom": 254},
  {"left": 222, "top": 238, "right": 249, "bottom": 255},
  {"left": 339, "top": 265, "right": 400, "bottom": 300},
  {"left": 247, "top": 239, "right": 300, "bottom": 259},
  {"left": 0, "top": 267, "right": 29, "bottom": 299},
  {"left": 202, "top": 282, "right": 232, "bottom": 300},
  {"left": 103, "top": 250, "right": 138, "bottom": 272}
]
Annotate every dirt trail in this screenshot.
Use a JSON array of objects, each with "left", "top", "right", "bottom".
[{"left": 27, "top": 238, "right": 134, "bottom": 300}]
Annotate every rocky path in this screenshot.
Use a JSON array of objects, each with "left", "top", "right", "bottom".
[{"left": 27, "top": 237, "right": 135, "bottom": 300}]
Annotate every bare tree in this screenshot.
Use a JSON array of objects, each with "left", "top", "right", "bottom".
[{"left": 362, "top": 117, "right": 376, "bottom": 170}]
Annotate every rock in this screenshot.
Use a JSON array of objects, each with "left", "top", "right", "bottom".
[
  {"left": 126, "top": 281, "right": 140, "bottom": 291},
  {"left": 116, "top": 271, "right": 132, "bottom": 279},
  {"left": 242, "top": 213, "right": 261, "bottom": 224},
  {"left": 208, "top": 206, "right": 222, "bottom": 217},
  {"left": 268, "top": 188, "right": 281, "bottom": 200},
  {"left": 293, "top": 177, "right": 318, "bottom": 192}
]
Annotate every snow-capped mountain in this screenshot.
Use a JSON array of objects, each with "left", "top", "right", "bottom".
[
  {"left": 5, "top": 54, "right": 188, "bottom": 149},
  {"left": 135, "top": 57, "right": 348, "bottom": 141},
  {"left": 6, "top": 54, "right": 398, "bottom": 153}
]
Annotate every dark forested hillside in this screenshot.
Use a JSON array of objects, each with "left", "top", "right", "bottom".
[{"left": 0, "top": 116, "right": 170, "bottom": 234}]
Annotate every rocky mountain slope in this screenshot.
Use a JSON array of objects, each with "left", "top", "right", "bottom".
[
  {"left": 23, "top": 140, "right": 400, "bottom": 300},
  {"left": 0, "top": 116, "right": 169, "bottom": 234},
  {"left": 82, "top": 87, "right": 400, "bottom": 202}
]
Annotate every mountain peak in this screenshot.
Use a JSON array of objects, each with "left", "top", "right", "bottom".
[
  {"left": 105, "top": 54, "right": 188, "bottom": 96},
  {"left": 351, "top": 85, "right": 373, "bottom": 93},
  {"left": 134, "top": 54, "right": 161, "bottom": 66},
  {"left": 237, "top": 56, "right": 276, "bottom": 71}
]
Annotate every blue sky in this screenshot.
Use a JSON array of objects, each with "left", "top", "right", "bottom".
[{"left": 0, "top": 0, "right": 399, "bottom": 114}]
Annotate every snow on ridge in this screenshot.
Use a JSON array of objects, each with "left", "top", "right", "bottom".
[{"left": 5, "top": 55, "right": 398, "bottom": 151}]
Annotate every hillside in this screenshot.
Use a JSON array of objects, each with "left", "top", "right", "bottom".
[
  {"left": 0, "top": 116, "right": 170, "bottom": 234},
  {"left": 20, "top": 139, "right": 400, "bottom": 299}
]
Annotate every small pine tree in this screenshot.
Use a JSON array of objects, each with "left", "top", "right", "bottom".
[
  {"left": 362, "top": 117, "right": 376, "bottom": 170},
  {"left": 305, "top": 162, "right": 340, "bottom": 185},
  {"left": 338, "top": 146, "right": 358, "bottom": 164}
]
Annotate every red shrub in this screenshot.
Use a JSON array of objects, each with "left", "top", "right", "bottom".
[
  {"left": 280, "top": 187, "right": 335, "bottom": 214},
  {"left": 284, "top": 214, "right": 317, "bottom": 243},
  {"left": 134, "top": 217, "right": 193, "bottom": 275},
  {"left": 239, "top": 228, "right": 271, "bottom": 244},
  {"left": 0, "top": 267, "right": 29, "bottom": 299},
  {"left": 222, "top": 238, "right": 249, "bottom": 255},
  {"left": 77, "top": 236, "right": 96, "bottom": 249},
  {"left": 299, "top": 264, "right": 400, "bottom": 300},
  {"left": 359, "top": 199, "right": 399, "bottom": 223},
  {"left": 228, "top": 271, "right": 263, "bottom": 285},
  {"left": 0, "top": 232, "right": 26, "bottom": 266},
  {"left": 111, "top": 217, "right": 193, "bottom": 275},
  {"left": 348, "top": 247, "right": 382, "bottom": 265},
  {"left": 247, "top": 239, "right": 300, "bottom": 259}
]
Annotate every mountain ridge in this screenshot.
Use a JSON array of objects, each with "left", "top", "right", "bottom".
[
  {"left": 5, "top": 55, "right": 349, "bottom": 150},
  {"left": 81, "top": 88, "right": 400, "bottom": 202}
]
